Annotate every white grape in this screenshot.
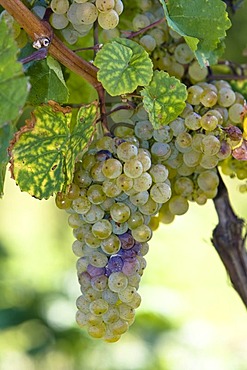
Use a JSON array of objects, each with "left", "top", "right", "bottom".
[{"left": 98, "top": 9, "right": 119, "bottom": 29}]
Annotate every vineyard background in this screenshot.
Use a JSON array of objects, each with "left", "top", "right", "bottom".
[{"left": 0, "top": 1, "right": 247, "bottom": 369}]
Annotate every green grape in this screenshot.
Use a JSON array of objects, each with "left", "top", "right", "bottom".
[
  {"left": 197, "top": 170, "right": 219, "bottom": 192},
  {"left": 87, "top": 184, "right": 106, "bottom": 204},
  {"left": 116, "top": 174, "right": 133, "bottom": 192},
  {"left": 131, "top": 224, "right": 152, "bottom": 242},
  {"left": 128, "top": 292, "right": 142, "bottom": 309},
  {"left": 81, "top": 152, "right": 96, "bottom": 170},
  {"left": 174, "top": 43, "right": 194, "bottom": 64},
  {"left": 149, "top": 164, "right": 169, "bottom": 183},
  {"left": 117, "top": 142, "right": 138, "bottom": 161},
  {"left": 150, "top": 183, "right": 171, "bottom": 203},
  {"left": 76, "top": 256, "right": 89, "bottom": 274},
  {"left": 177, "top": 162, "right": 195, "bottom": 176},
  {"left": 102, "top": 179, "right": 122, "bottom": 198},
  {"left": 84, "top": 287, "right": 102, "bottom": 302},
  {"left": 50, "top": 13, "right": 69, "bottom": 29},
  {"left": 102, "top": 306, "right": 120, "bottom": 323},
  {"left": 92, "top": 219, "right": 113, "bottom": 239},
  {"left": 168, "top": 196, "right": 189, "bottom": 215},
  {"left": 138, "top": 197, "right": 159, "bottom": 216},
  {"left": 82, "top": 204, "right": 105, "bottom": 223},
  {"left": 118, "top": 303, "right": 135, "bottom": 320},
  {"left": 153, "top": 126, "right": 173, "bottom": 143},
  {"left": 183, "top": 150, "right": 202, "bottom": 167},
  {"left": 98, "top": 9, "right": 119, "bottom": 29},
  {"left": 184, "top": 112, "right": 202, "bottom": 130},
  {"left": 148, "top": 28, "right": 166, "bottom": 45},
  {"left": 76, "top": 2, "right": 98, "bottom": 24},
  {"left": 140, "top": 34, "right": 156, "bottom": 52},
  {"left": 84, "top": 232, "right": 102, "bottom": 248},
  {"left": 108, "top": 272, "right": 128, "bottom": 293},
  {"left": 170, "top": 118, "right": 186, "bottom": 136},
  {"left": 74, "top": 168, "right": 92, "bottom": 188},
  {"left": 127, "top": 211, "right": 145, "bottom": 230},
  {"left": 200, "top": 89, "right": 218, "bottom": 108},
  {"left": 191, "top": 134, "right": 204, "bottom": 153},
  {"left": 110, "top": 202, "right": 130, "bottom": 223},
  {"left": 89, "top": 298, "right": 109, "bottom": 316},
  {"left": 132, "top": 14, "right": 150, "bottom": 30},
  {"left": 175, "top": 132, "right": 192, "bottom": 149},
  {"left": 72, "top": 196, "right": 91, "bottom": 214},
  {"left": 55, "top": 192, "right": 72, "bottom": 209},
  {"left": 187, "top": 85, "right": 204, "bottom": 105},
  {"left": 174, "top": 177, "right": 194, "bottom": 196},
  {"left": 51, "top": 0, "right": 69, "bottom": 14},
  {"left": 136, "top": 150, "right": 152, "bottom": 171},
  {"left": 102, "top": 158, "right": 122, "bottom": 179},
  {"left": 72, "top": 240, "right": 86, "bottom": 257},
  {"left": 124, "top": 159, "right": 143, "bottom": 178},
  {"left": 188, "top": 61, "right": 208, "bottom": 82},
  {"left": 200, "top": 111, "right": 218, "bottom": 131},
  {"left": 89, "top": 251, "right": 108, "bottom": 268},
  {"left": 101, "top": 234, "right": 121, "bottom": 254},
  {"left": 228, "top": 103, "right": 244, "bottom": 123},
  {"left": 201, "top": 135, "right": 221, "bottom": 156},
  {"left": 96, "top": 0, "right": 115, "bottom": 12},
  {"left": 133, "top": 173, "right": 152, "bottom": 192},
  {"left": 114, "top": 0, "right": 124, "bottom": 15},
  {"left": 134, "top": 120, "right": 153, "bottom": 140},
  {"left": 118, "top": 286, "right": 137, "bottom": 303},
  {"left": 200, "top": 154, "right": 219, "bottom": 169},
  {"left": 91, "top": 162, "right": 106, "bottom": 182},
  {"left": 73, "top": 22, "right": 93, "bottom": 35},
  {"left": 76, "top": 311, "right": 89, "bottom": 327},
  {"left": 130, "top": 191, "right": 149, "bottom": 206},
  {"left": 91, "top": 275, "right": 108, "bottom": 291},
  {"left": 96, "top": 136, "right": 115, "bottom": 151},
  {"left": 102, "top": 289, "right": 119, "bottom": 304},
  {"left": 76, "top": 295, "right": 90, "bottom": 313},
  {"left": 218, "top": 88, "right": 236, "bottom": 107},
  {"left": 158, "top": 202, "right": 175, "bottom": 224},
  {"left": 110, "top": 319, "right": 129, "bottom": 335},
  {"left": 110, "top": 103, "right": 134, "bottom": 123},
  {"left": 151, "top": 142, "right": 171, "bottom": 161}
]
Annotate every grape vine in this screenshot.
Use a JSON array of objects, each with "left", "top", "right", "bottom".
[{"left": 0, "top": 0, "right": 246, "bottom": 342}]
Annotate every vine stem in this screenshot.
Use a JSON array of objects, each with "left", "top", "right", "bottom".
[
  {"left": 212, "top": 172, "right": 247, "bottom": 308},
  {"left": 0, "top": 0, "right": 100, "bottom": 91}
]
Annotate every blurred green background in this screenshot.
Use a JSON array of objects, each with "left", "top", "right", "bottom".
[{"left": 1, "top": 2, "right": 247, "bottom": 369}]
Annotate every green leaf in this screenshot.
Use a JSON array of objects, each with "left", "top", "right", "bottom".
[
  {"left": 10, "top": 102, "right": 97, "bottom": 199},
  {"left": 159, "top": 0, "right": 231, "bottom": 66},
  {"left": 141, "top": 71, "right": 187, "bottom": 128},
  {"left": 94, "top": 38, "right": 153, "bottom": 96},
  {"left": 0, "top": 18, "right": 29, "bottom": 127},
  {"left": 27, "top": 56, "right": 69, "bottom": 105},
  {"left": 0, "top": 123, "right": 14, "bottom": 197}
]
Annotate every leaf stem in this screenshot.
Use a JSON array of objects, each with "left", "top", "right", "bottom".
[{"left": 123, "top": 18, "right": 165, "bottom": 39}]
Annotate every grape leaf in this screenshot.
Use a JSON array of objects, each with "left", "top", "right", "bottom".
[
  {"left": 140, "top": 71, "right": 187, "bottom": 128},
  {"left": 0, "top": 18, "right": 30, "bottom": 127},
  {"left": 0, "top": 123, "right": 14, "bottom": 197},
  {"left": 27, "top": 56, "right": 69, "bottom": 105},
  {"left": 159, "top": 0, "right": 231, "bottom": 66},
  {"left": 94, "top": 38, "right": 153, "bottom": 96},
  {"left": 10, "top": 102, "right": 98, "bottom": 199}
]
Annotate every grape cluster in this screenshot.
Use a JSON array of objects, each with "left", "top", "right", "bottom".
[
  {"left": 56, "top": 134, "right": 171, "bottom": 341},
  {"left": 48, "top": 0, "right": 124, "bottom": 44},
  {"left": 108, "top": 79, "right": 246, "bottom": 226},
  {"left": 127, "top": 0, "right": 209, "bottom": 83}
]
